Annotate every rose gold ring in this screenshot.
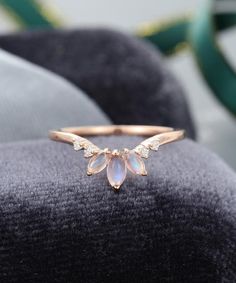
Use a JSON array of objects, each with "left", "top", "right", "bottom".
[{"left": 49, "top": 125, "right": 185, "bottom": 190}]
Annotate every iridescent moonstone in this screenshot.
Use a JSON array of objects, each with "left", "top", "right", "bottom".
[
  {"left": 126, "top": 151, "right": 147, "bottom": 175},
  {"left": 87, "top": 152, "right": 108, "bottom": 175},
  {"left": 107, "top": 156, "right": 127, "bottom": 189}
]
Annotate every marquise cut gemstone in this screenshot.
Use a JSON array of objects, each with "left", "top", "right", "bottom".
[
  {"left": 125, "top": 151, "right": 147, "bottom": 175},
  {"left": 107, "top": 156, "right": 127, "bottom": 189},
  {"left": 87, "top": 152, "right": 108, "bottom": 175}
]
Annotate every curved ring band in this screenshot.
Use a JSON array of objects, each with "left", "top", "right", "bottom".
[{"left": 49, "top": 125, "right": 185, "bottom": 190}]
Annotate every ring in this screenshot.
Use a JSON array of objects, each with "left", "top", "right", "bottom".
[{"left": 49, "top": 125, "right": 185, "bottom": 190}]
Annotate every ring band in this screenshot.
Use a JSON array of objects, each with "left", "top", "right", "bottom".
[{"left": 49, "top": 125, "right": 185, "bottom": 190}]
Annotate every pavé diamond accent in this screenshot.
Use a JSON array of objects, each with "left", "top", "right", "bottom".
[
  {"left": 73, "top": 140, "right": 82, "bottom": 151},
  {"left": 84, "top": 144, "right": 100, "bottom": 158},
  {"left": 149, "top": 139, "right": 160, "bottom": 151},
  {"left": 50, "top": 125, "right": 185, "bottom": 190},
  {"left": 134, "top": 145, "right": 149, "bottom": 158}
]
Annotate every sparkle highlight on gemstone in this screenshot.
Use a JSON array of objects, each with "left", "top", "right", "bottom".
[
  {"left": 73, "top": 140, "right": 82, "bottom": 151},
  {"left": 148, "top": 139, "right": 160, "bottom": 151}
]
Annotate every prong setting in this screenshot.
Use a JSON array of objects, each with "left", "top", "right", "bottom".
[
  {"left": 74, "top": 144, "right": 152, "bottom": 189},
  {"left": 73, "top": 136, "right": 163, "bottom": 189},
  {"left": 50, "top": 125, "right": 185, "bottom": 190}
]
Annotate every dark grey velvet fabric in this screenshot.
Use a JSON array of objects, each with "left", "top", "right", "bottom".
[
  {"left": 0, "top": 29, "right": 195, "bottom": 138},
  {"left": 0, "top": 137, "right": 235, "bottom": 283}
]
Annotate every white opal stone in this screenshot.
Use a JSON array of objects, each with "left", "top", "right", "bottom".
[
  {"left": 107, "top": 156, "right": 127, "bottom": 189},
  {"left": 87, "top": 152, "right": 108, "bottom": 175},
  {"left": 125, "top": 151, "right": 147, "bottom": 175}
]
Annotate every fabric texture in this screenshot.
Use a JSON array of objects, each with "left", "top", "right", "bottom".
[
  {"left": 0, "top": 28, "right": 196, "bottom": 138},
  {"left": 0, "top": 137, "right": 235, "bottom": 283},
  {"left": 0, "top": 49, "right": 110, "bottom": 143}
]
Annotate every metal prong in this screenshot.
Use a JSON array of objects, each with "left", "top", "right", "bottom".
[
  {"left": 113, "top": 184, "right": 121, "bottom": 190},
  {"left": 112, "top": 149, "right": 120, "bottom": 156}
]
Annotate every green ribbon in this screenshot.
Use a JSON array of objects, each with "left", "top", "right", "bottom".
[
  {"left": 1, "top": 0, "right": 236, "bottom": 115},
  {"left": 190, "top": 0, "right": 236, "bottom": 115},
  {"left": 0, "top": 0, "right": 60, "bottom": 28},
  {"left": 138, "top": 0, "right": 236, "bottom": 116}
]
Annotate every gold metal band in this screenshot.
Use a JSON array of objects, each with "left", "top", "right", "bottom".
[
  {"left": 49, "top": 125, "right": 184, "bottom": 146},
  {"left": 49, "top": 125, "right": 185, "bottom": 190}
]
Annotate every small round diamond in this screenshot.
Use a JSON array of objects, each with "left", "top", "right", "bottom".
[
  {"left": 134, "top": 145, "right": 149, "bottom": 158},
  {"left": 148, "top": 139, "right": 160, "bottom": 151},
  {"left": 84, "top": 144, "right": 100, "bottom": 158},
  {"left": 73, "top": 141, "right": 82, "bottom": 151}
]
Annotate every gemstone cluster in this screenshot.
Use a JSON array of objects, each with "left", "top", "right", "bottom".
[{"left": 73, "top": 137, "right": 160, "bottom": 190}]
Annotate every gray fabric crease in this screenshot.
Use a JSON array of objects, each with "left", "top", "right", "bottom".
[
  {"left": 0, "top": 138, "right": 235, "bottom": 282},
  {"left": 0, "top": 49, "right": 110, "bottom": 143}
]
